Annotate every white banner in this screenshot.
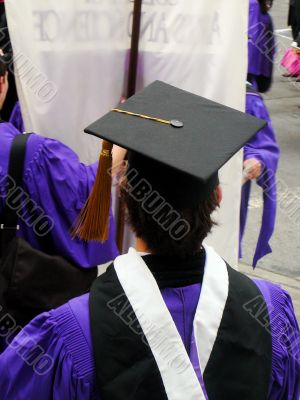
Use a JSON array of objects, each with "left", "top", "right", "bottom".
[
  {"left": 5, "top": 0, "right": 131, "bottom": 163},
  {"left": 6, "top": 0, "right": 248, "bottom": 266}
]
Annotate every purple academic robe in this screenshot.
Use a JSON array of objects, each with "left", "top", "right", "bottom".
[
  {"left": 0, "top": 122, "right": 119, "bottom": 267},
  {"left": 248, "top": 0, "right": 275, "bottom": 92},
  {"left": 0, "top": 278, "right": 299, "bottom": 399},
  {"left": 240, "top": 89, "right": 279, "bottom": 267},
  {"left": 8, "top": 101, "right": 25, "bottom": 133}
]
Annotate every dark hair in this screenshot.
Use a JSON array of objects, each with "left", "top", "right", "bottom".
[
  {"left": 121, "top": 177, "right": 219, "bottom": 258},
  {"left": 0, "top": 57, "right": 7, "bottom": 78}
]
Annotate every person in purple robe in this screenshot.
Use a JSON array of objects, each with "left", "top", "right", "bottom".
[
  {"left": 0, "top": 82, "right": 299, "bottom": 400},
  {"left": 0, "top": 66, "right": 119, "bottom": 268},
  {"left": 248, "top": 0, "right": 276, "bottom": 93},
  {"left": 240, "top": 83, "right": 280, "bottom": 267},
  {"left": 0, "top": 124, "right": 119, "bottom": 267}
]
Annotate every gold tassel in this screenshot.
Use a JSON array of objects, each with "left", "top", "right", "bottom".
[{"left": 72, "top": 140, "right": 113, "bottom": 242}]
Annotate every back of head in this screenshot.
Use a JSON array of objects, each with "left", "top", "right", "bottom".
[{"left": 121, "top": 152, "right": 220, "bottom": 258}]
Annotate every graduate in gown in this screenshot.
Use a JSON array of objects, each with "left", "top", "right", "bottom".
[
  {"left": 0, "top": 82, "right": 299, "bottom": 400},
  {"left": 0, "top": 125, "right": 119, "bottom": 267},
  {"left": 248, "top": 0, "right": 276, "bottom": 93},
  {"left": 0, "top": 63, "right": 118, "bottom": 268},
  {"left": 240, "top": 83, "right": 280, "bottom": 267}
]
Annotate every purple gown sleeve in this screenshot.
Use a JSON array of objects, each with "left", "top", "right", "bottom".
[
  {"left": 8, "top": 101, "right": 25, "bottom": 133},
  {"left": 254, "top": 280, "right": 300, "bottom": 399},
  {"left": 240, "top": 92, "right": 279, "bottom": 267},
  {"left": 19, "top": 134, "right": 119, "bottom": 267},
  {"left": 0, "top": 298, "right": 99, "bottom": 400}
]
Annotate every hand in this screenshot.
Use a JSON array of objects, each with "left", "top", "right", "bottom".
[{"left": 243, "top": 158, "right": 262, "bottom": 181}]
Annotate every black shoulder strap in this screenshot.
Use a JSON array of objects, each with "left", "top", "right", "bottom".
[{"left": 1, "top": 133, "right": 32, "bottom": 251}]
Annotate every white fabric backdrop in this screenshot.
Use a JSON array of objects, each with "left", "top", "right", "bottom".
[
  {"left": 6, "top": 0, "right": 249, "bottom": 266},
  {"left": 5, "top": 0, "right": 131, "bottom": 163}
]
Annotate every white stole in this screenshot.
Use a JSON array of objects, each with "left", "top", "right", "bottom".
[{"left": 114, "top": 245, "right": 229, "bottom": 400}]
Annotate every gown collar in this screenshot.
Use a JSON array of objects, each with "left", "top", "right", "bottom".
[{"left": 141, "top": 249, "right": 205, "bottom": 288}]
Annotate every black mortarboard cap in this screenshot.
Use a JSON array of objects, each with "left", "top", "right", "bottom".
[{"left": 74, "top": 80, "right": 266, "bottom": 242}]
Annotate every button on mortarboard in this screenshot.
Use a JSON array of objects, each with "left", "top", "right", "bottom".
[{"left": 170, "top": 120, "right": 184, "bottom": 128}]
